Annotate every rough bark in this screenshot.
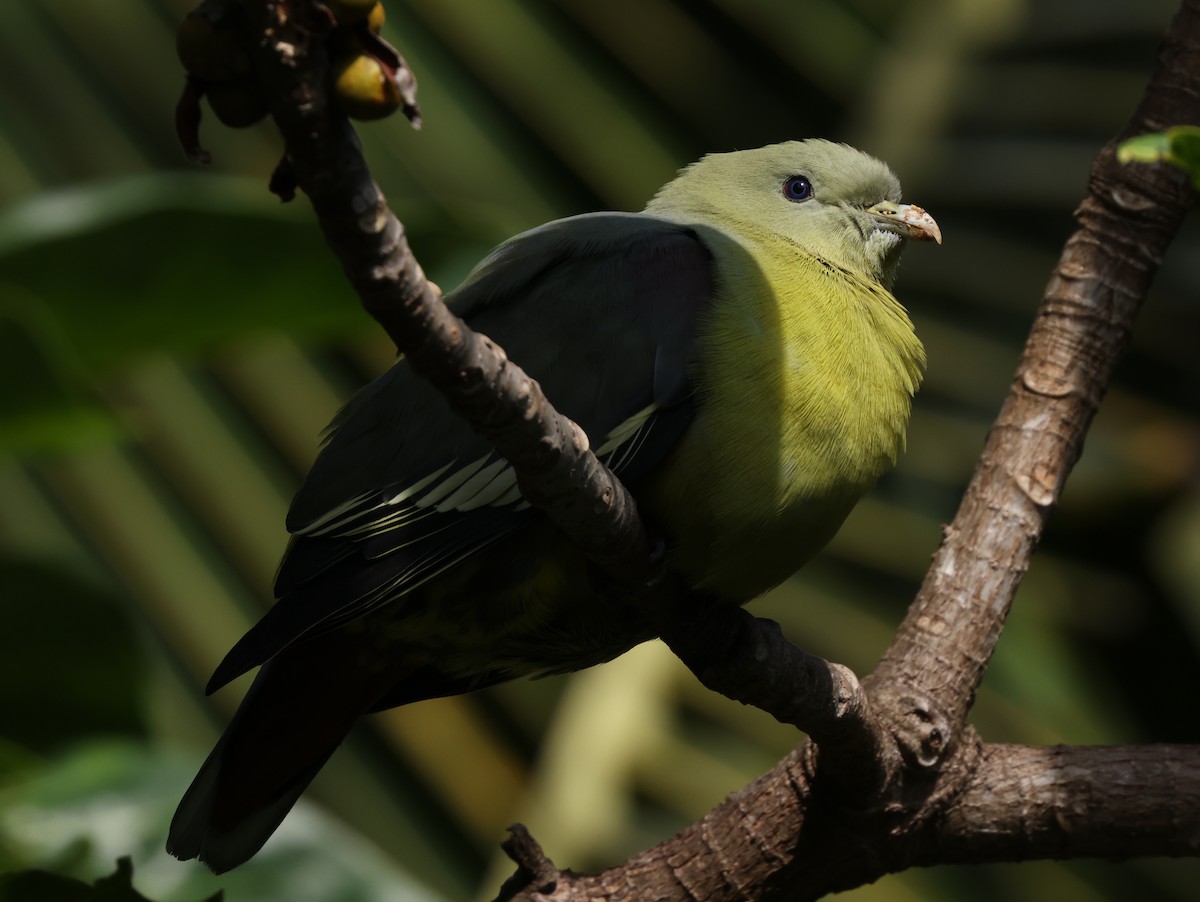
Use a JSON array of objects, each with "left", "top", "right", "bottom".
[
  {"left": 929, "top": 744, "right": 1200, "bottom": 864},
  {"left": 236, "top": 0, "right": 896, "bottom": 758}
]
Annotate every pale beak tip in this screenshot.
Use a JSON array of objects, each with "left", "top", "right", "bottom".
[
  {"left": 867, "top": 200, "right": 943, "bottom": 246},
  {"left": 904, "top": 204, "right": 942, "bottom": 246}
]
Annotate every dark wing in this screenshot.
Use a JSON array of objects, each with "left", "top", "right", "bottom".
[{"left": 207, "top": 212, "right": 714, "bottom": 692}]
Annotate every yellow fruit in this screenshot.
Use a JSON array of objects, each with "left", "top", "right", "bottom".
[
  {"left": 176, "top": 12, "right": 249, "bottom": 83},
  {"left": 333, "top": 53, "right": 401, "bottom": 121},
  {"left": 206, "top": 79, "right": 268, "bottom": 128},
  {"left": 367, "top": 2, "right": 385, "bottom": 33},
  {"left": 326, "top": 0, "right": 378, "bottom": 25}
]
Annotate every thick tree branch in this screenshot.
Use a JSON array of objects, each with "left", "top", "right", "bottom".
[
  {"left": 869, "top": 0, "right": 1200, "bottom": 734},
  {"left": 929, "top": 744, "right": 1200, "bottom": 863},
  {"left": 498, "top": 734, "right": 988, "bottom": 902},
  {"left": 502, "top": 742, "right": 1200, "bottom": 901}
]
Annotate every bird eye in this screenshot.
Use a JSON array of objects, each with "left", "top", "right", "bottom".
[{"left": 783, "top": 175, "right": 813, "bottom": 202}]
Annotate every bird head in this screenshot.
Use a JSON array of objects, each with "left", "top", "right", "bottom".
[{"left": 645, "top": 140, "right": 940, "bottom": 290}]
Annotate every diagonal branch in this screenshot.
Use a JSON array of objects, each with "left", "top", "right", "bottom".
[
  {"left": 658, "top": 606, "right": 894, "bottom": 798},
  {"left": 239, "top": 0, "right": 655, "bottom": 583},
  {"left": 868, "top": 0, "right": 1200, "bottom": 731}
]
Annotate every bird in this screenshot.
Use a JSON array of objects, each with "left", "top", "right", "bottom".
[{"left": 167, "top": 139, "right": 940, "bottom": 872}]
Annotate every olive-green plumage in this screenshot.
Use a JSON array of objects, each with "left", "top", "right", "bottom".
[{"left": 168, "top": 140, "right": 938, "bottom": 872}]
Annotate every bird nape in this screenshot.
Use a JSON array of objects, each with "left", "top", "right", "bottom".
[{"left": 167, "top": 139, "right": 940, "bottom": 873}]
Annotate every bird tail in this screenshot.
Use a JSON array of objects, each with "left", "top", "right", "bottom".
[{"left": 167, "top": 634, "right": 404, "bottom": 873}]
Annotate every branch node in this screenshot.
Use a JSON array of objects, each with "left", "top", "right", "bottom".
[
  {"left": 496, "top": 825, "right": 569, "bottom": 902},
  {"left": 890, "top": 693, "right": 953, "bottom": 770}
]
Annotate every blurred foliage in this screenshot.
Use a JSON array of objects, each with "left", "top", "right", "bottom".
[
  {"left": 1, "top": 0, "right": 1198, "bottom": 901},
  {"left": 0, "top": 296, "right": 119, "bottom": 454},
  {"left": 0, "top": 561, "right": 144, "bottom": 752},
  {"left": 0, "top": 856, "right": 220, "bottom": 902},
  {"left": 0, "top": 742, "right": 440, "bottom": 902},
  {"left": 0, "top": 176, "right": 493, "bottom": 453}
]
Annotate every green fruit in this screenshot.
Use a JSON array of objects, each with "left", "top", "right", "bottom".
[
  {"left": 206, "top": 79, "right": 268, "bottom": 128},
  {"left": 333, "top": 52, "right": 401, "bottom": 121},
  {"left": 176, "top": 12, "right": 249, "bottom": 83}
]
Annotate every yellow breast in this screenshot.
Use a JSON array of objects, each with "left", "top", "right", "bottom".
[{"left": 646, "top": 225, "right": 925, "bottom": 599}]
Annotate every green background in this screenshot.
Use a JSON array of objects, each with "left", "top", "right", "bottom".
[{"left": 1, "top": 1, "right": 1198, "bottom": 899}]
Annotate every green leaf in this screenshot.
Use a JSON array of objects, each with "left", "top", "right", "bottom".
[
  {"left": 1117, "top": 126, "right": 1200, "bottom": 190},
  {"left": 0, "top": 174, "right": 369, "bottom": 373},
  {"left": 0, "top": 174, "right": 496, "bottom": 455}
]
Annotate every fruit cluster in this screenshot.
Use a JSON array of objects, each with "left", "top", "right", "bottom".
[{"left": 175, "top": 0, "right": 405, "bottom": 130}]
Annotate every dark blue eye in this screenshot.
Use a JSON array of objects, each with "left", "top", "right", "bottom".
[{"left": 783, "top": 175, "right": 813, "bottom": 202}]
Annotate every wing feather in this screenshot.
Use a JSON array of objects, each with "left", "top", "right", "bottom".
[{"left": 210, "top": 213, "right": 713, "bottom": 692}]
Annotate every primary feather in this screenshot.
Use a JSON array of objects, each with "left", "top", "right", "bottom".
[{"left": 168, "top": 140, "right": 934, "bottom": 872}]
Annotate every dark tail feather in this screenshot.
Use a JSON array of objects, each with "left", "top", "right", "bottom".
[
  {"left": 168, "top": 634, "right": 407, "bottom": 872},
  {"left": 167, "top": 726, "right": 333, "bottom": 874}
]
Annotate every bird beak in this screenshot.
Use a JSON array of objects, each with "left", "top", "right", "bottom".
[{"left": 866, "top": 201, "right": 942, "bottom": 245}]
